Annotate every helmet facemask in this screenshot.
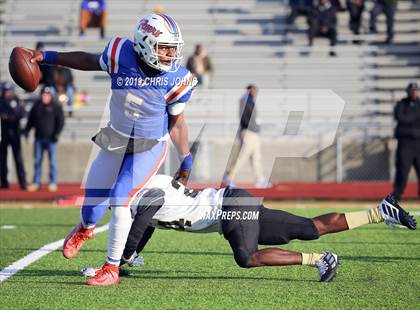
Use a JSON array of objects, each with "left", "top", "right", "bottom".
[{"left": 152, "top": 41, "right": 184, "bottom": 72}]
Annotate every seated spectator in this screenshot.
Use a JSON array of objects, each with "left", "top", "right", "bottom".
[
  {"left": 54, "top": 66, "right": 75, "bottom": 117},
  {"left": 25, "top": 87, "right": 65, "bottom": 192},
  {"left": 308, "top": 0, "right": 338, "bottom": 56},
  {"left": 35, "top": 42, "right": 55, "bottom": 87},
  {"left": 287, "top": 0, "right": 313, "bottom": 26},
  {"left": 73, "top": 90, "right": 90, "bottom": 110},
  {"left": 347, "top": 0, "right": 365, "bottom": 43},
  {"left": 186, "top": 44, "right": 213, "bottom": 88},
  {"left": 80, "top": 0, "right": 107, "bottom": 39},
  {"left": 370, "top": 0, "right": 397, "bottom": 44}
]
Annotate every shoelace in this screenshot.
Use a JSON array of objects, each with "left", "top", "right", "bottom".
[
  {"left": 92, "top": 267, "right": 109, "bottom": 280},
  {"left": 72, "top": 231, "right": 93, "bottom": 245},
  {"left": 93, "top": 265, "right": 117, "bottom": 280}
]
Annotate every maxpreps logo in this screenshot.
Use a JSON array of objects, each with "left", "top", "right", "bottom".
[{"left": 138, "top": 19, "right": 162, "bottom": 37}]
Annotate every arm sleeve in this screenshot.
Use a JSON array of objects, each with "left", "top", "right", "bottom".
[
  {"left": 166, "top": 85, "right": 196, "bottom": 115},
  {"left": 165, "top": 70, "right": 198, "bottom": 105},
  {"left": 99, "top": 37, "right": 127, "bottom": 74},
  {"left": 176, "top": 87, "right": 195, "bottom": 104},
  {"left": 99, "top": 41, "right": 111, "bottom": 72},
  {"left": 99, "top": 40, "right": 111, "bottom": 72}
]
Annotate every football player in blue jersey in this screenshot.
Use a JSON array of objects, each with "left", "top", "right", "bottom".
[{"left": 29, "top": 13, "right": 197, "bottom": 285}]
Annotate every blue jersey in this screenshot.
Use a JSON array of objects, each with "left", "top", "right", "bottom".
[{"left": 99, "top": 36, "right": 197, "bottom": 139}]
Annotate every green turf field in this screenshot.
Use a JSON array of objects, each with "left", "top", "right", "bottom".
[{"left": 0, "top": 204, "right": 419, "bottom": 309}]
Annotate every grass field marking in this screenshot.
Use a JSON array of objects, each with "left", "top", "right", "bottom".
[
  {"left": 0, "top": 223, "right": 109, "bottom": 284},
  {"left": 0, "top": 225, "right": 16, "bottom": 230}
]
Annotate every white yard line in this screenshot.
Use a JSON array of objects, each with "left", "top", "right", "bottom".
[
  {"left": 0, "top": 224, "right": 109, "bottom": 284},
  {"left": 0, "top": 225, "right": 16, "bottom": 229}
]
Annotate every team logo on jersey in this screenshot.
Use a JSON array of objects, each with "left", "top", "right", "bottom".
[{"left": 138, "top": 19, "right": 162, "bottom": 37}]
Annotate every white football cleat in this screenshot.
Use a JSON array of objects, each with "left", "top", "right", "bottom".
[
  {"left": 122, "top": 253, "right": 145, "bottom": 267},
  {"left": 81, "top": 265, "right": 99, "bottom": 277}
]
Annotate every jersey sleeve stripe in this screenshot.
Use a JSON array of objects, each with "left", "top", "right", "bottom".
[
  {"left": 113, "top": 38, "right": 126, "bottom": 74},
  {"left": 168, "top": 83, "right": 192, "bottom": 104},
  {"left": 166, "top": 84, "right": 188, "bottom": 103},
  {"left": 166, "top": 75, "right": 196, "bottom": 104},
  {"left": 106, "top": 37, "right": 116, "bottom": 73},
  {"left": 110, "top": 37, "right": 122, "bottom": 74},
  {"left": 165, "top": 72, "right": 191, "bottom": 99}
]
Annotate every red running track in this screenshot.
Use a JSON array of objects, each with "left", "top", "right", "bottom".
[{"left": 0, "top": 182, "right": 418, "bottom": 202}]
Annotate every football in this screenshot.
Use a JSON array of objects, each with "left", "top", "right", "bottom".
[{"left": 8, "top": 47, "right": 41, "bottom": 92}]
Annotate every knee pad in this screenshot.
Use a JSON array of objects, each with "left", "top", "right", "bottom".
[{"left": 233, "top": 248, "right": 252, "bottom": 268}]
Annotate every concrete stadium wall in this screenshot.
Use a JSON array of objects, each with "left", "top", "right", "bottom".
[{"left": 3, "top": 139, "right": 417, "bottom": 184}]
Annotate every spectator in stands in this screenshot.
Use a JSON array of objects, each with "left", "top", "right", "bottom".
[
  {"left": 25, "top": 87, "right": 65, "bottom": 192},
  {"left": 347, "top": 0, "right": 365, "bottom": 43},
  {"left": 369, "top": 0, "right": 397, "bottom": 44},
  {"left": 0, "top": 82, "right": 27, "bottom": 190},
  {"left": 308, "top": 0, "right": 338, "bottom": 56},
  {"left": 36, "top": 42, "right": 55, "bottom": 87},
  {"left": 392, "top": 82, "right": 420, "bottom": 200},
  {"left": 80, "top": 0, "right": 107, "bottom": 39},
  {"left": 287, "top": 0, "right": 313, "bottom": 26},
  {"left": 186, "top": 44, "right": 213, "bottom": 88},
  {"left": 54, "top": 65, "right": 75, "bottom": 117},
  {"left": 223, "top": 85, "right": 271, "bottom": 188}
]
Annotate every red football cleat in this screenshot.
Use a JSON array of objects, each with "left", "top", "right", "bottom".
[
  {"left": 62, "top": 223, "right": 94, "bottom": 259},
  {"left": 85, "top": 262, "right": 120, "bottom": 286}
]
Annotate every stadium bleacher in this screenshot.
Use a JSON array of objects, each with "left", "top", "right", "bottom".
[{"left": 0, "top": 0, "right": 419, "bottom": 183}]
